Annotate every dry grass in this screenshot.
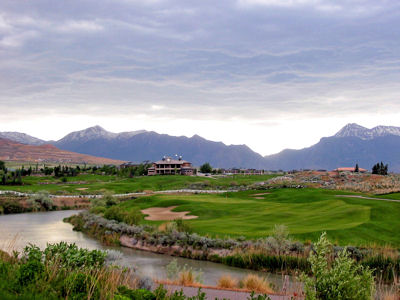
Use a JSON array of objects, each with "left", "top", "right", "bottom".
[
  {"left": 240, "top": 274, "right": 274, "bottom": 294},
  {"left": 217, "top": 275, "right": 238, "bottom": 289},
  {"left": 177, "top": 270, "right": 197, "bottom": 285}
]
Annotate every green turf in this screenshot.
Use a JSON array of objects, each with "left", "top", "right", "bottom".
[
  {"left": 117, "top": 188, "right": 400, "bottom": 246},
  {"left": 0, "top": 174, "right": 277, "bottom": 194},
  {"left": 374, "top": 192, "right": 400, "bottom": 200}
]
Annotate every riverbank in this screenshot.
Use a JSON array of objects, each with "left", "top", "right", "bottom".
[
  {"left": 66, "top": 211, "right": 400, "bottom": 284},
  {"left": 0, "top": 193, "right": 90, "bottom": 214}
]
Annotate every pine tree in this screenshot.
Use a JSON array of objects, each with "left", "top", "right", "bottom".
[{"left": 355, "top": 163, "right": 359, "bottom": 173}]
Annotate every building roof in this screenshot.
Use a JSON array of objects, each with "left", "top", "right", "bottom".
[{"left": 154, "top": 158, "right": 189, "bottom": 164}]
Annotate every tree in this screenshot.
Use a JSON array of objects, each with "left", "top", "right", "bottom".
[
  {"left": 372, "top": 162, "right": 388, "bottom": 175},
  {"left": 0, "top": 160, "right": 5, "bottom": 170},
  {"left": 301, "top": 232, "right": 374, "bottom": 300},
  {"left": 200, "top": 162, "right": 212, "bottom": 174},
  {"left": 354, "top": 163, "right": 359, "bottom": 173}
]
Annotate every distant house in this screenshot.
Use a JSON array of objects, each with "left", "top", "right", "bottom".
[
  {"left": 333, "top": 167, "right": 367, "bottom": 173},
  {"left": 147, "top": 156, "right": 195, "bottom": 176}
]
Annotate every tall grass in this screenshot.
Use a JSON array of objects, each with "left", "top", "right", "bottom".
[
  {"left": 217, "top": 275, "right": 238, "bottom": 289},
  {"left": 240, "top": 274, "right": 274, "bottom": 294}
]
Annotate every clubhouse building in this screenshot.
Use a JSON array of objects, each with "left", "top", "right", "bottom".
[{"left": 147, "top": 156, "right": 195, "bottom": 176}]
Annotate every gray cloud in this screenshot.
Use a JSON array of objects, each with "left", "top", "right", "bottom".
[{"left": 0, "top": 0, "right": 400, "bottom": 141}]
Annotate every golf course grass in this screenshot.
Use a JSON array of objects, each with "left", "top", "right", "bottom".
[
  {"left": 0, "top": 174, "right": 278, "bottom": 194},
  {"left": 117, "top": 188, "right": 400, "bottom": 246}
]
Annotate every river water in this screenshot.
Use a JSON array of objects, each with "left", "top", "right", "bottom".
[{"left": 0, "top": 210, "right": 287, "bottom": 288}]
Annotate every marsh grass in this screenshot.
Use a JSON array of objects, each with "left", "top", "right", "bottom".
[
  {"left": 217, "top": 275, "right": 238, "bottom": 289},
  {"left": 240, "top": 274, "right": 274, "bottom": 294}
]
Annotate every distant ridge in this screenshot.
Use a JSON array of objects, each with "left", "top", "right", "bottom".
[
  {"left": 0, "top": 132, "right": 46, "bottom": 146},
  {"left": 2, "top": 123, "right": 400, "bottom": 171},
  {"left": 53, "top": 126, "right": 264, "bottom": 168},
  {"left": 263, "top": 123, "right": 400, "bottom": 172},
  {"left": 0, "top": 137, "right": 124, "bottom": 165}
]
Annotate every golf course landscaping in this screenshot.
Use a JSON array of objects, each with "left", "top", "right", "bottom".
[
  {"left": 0, "top": 173, "right": 279, "bottom": 195},
  {"left": 109, "top": 188, "right": 400, "bottom": 247}
]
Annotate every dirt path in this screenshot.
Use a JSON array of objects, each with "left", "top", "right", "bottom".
[
  {"left": 141, "top": 206, "right": 198, "bottom": 221},
  {"left": 335, "top": 195, "right": 400, "bottom": 203},
  {"left": 163, "top": 284, "right": 290, "bottom": 300}
]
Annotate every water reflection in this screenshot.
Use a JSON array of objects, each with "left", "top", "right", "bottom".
[{"left": 0, "top": 210, "right": 285, "bottom": 287}]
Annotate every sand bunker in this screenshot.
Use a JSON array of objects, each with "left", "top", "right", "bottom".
[
  {"left": 251, "top": 193, "right": 270, "bottom": 197},
  {"left": 76, "top": 188, "right": 88, "bottom": 191},
  {"left": 141, "top": 206, "right": 198, "bottom": 221}
]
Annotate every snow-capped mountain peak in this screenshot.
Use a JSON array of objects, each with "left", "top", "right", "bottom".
[
  {"left": 58, "top": 125, "right": 118, "bottom": 143},
  {"left": 334, "top": 123, "right": 400, "bottom": 140},
  {"left": 0, "top": 132, "right": 46, "bottom": 145}
]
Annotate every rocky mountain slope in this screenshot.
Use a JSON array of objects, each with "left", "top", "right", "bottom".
[
  {"left": 0, "top": 132, "right": 46, "bottom": 146},
  {"left": 263, "top": 124, "right": 400, "bottom": 172},
  {"left": 53, "top": 127, "right": 265, "bottom": 168},
  {"left": 2, "top": 123, "right": 400, "bottom": 171},
  {"left": 0, "top": 138, "right": 124, "bottom": 165},
  {"left": 334, "top": 123, "right": 400, "bottom": 140}
]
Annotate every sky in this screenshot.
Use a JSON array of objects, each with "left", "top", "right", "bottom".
[{"left": 1, "top": 0, "right": 400, "bottom": 155}]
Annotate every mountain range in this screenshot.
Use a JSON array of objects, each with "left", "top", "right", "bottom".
[{"left": 1, "top": 123, "right": 400, "bottom": 171}]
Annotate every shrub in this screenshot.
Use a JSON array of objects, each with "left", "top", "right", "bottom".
[
  {"left": 62, "top": 272, "right": 99, "bottom": 300},
  {"left": 28, "top": 191, "right": 54, "bottom": 211},
  {"left": 104, "top": 207, "right": 142, "bottom": 225},
  {"left": 174, "top": 218, "right": 193, "bottom": 233},
  {"left": 117, "top": 286, "right": 155, "bottom": 300},
  {"left": 301, "top": 232, "right": 375, "bottom": 300},
  {"left": 166, "top": 259, "right": 203, "bottom": 285},
  {"left": 217, "top": 275, "right": 238, "bottom": 289},
  {"left": 124, "top": 209, "right": 142, "bottom": 225},
  {"left": 18, "top": 259, "right": 44, "bottom": 285},
  {"left": 104, "top": 206, "right": 125, "bottom": 223},
  {"left": 240, "top": 274, "right": 274, "bottom": 294}
]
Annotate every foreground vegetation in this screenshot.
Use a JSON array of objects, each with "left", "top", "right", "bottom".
[
  {"left": 1, "top": 236, "right": 392, "bottom": 299},
  {"left": 0, "top": 242, "right": 230, "bottom": 300}
]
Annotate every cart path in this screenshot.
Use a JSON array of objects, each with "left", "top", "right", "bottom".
[
  {"left": 335, "top": 195, "right": 400, "bottom": 203},
  {"left": 163, "top": 284, "right": 291, "bottom": 300}
]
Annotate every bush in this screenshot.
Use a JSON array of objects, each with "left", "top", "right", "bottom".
[
  {"left": 104, "top": 207, "right": 142, "bottom": 225},
  {"left": 18, "top": 259, "right": 44, "bottom": 285},
  {"left": 28, "top": 191, "right": 54, "bottom": 211},
  {"left": 240, "top": 274, "right": 274, "bottom": 294},
  {"left": 217, "top": 275, "right": 238, "bottom": 289},
  {"left": 63, "top": 272, "right": 99, "bottom": 300},
  {"left": 301, "top": 232, "right": 375, "bottom": 300},
  {"left": 166, "top": 259, "right": 203, "bottom": 285},
  {"left": 174, "top": 218, "right": 193, "bottom": 233}
]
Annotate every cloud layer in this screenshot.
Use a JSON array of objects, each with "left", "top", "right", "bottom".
[{"left": 1, "top": 0, "right": 400, "bottom": 154}]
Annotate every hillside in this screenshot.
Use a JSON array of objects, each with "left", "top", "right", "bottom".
[{"left": 0, "top": 138, "right": 123, "bottom": 165}]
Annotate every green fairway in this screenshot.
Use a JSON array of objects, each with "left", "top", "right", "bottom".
[
  {"left": 116, "top": 188, "right": 400, "bottom": 246},
  {"left": 0, "top": 174, "right": 277, "bottom": 194}
]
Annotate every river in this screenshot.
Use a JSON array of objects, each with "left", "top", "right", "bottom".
[{"left": 0, "top": 210, "right": 287, "bottom": 288}]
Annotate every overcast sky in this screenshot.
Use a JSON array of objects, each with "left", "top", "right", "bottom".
[{"left": 1, "top": 0, "right": 400, "bottom": 155}]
